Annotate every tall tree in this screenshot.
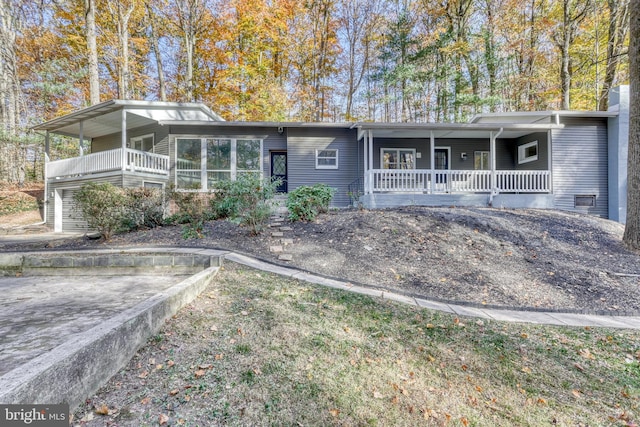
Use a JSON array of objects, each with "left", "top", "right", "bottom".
[
  {"left": 84, "top": 0, "right": 100, "bottom": 105},
  {"left": 552, "top": 0, "right": 591, "bottom": 110},
  {"left": 146, "top": 0, "right": 167, "bottom": 101},
  {"left": 170, "top": 0, "right": 210, "bottom": 102},
  {"left": 598, "top": 0, "right": 629, "bottom": 111},
  {"left": 0, "top": 0, "right": 20, "bottom": 133},
  {"left": 105, "top": 0, "right": 136, "bottom": 99},
  {"left": 623, "top": 0, "right": 640, "bottom": 249}
]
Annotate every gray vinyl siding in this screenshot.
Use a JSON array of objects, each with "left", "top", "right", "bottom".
[
  {"left": 91, "top": 123, "right": 169, "bottom": 153},
  {"left": 552, "top": 118, "right": 608, "bottom": 217},
  {"left": 287, "top": 128, "right": 359, "bottom": 207}
]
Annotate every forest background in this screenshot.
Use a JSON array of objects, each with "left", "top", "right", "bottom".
[{"left": 0, "top": 0, "right": 630, "bottom": 184}]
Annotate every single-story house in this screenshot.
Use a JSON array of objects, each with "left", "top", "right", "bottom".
[{"left": 33, "top": 86, "right": 630, "bottom": 233}]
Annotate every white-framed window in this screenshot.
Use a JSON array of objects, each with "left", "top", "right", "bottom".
[
  {"left": 518, "top": 141, "right": 538, "bottom": 164},
  {"left": 381, "top": 148, "right": 416, "bottom": 169},
  {"left": 316, "top": 149, "right": 338, "bottom": 169},
  {"left": 130, "top": 133, "right": 154, "bottom": 152},
  {"left": 175, "top": 136, "right": 263, "bottom": 190},
  {"left": 474, "top": 151, "right": 490, "bottom": 170}
]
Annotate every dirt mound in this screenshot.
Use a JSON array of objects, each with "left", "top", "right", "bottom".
[{"left": 7, "top": 206, "right": 640, "bottom": 314}]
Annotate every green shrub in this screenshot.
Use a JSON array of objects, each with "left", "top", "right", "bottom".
[
  {"left": 286, "top": 184, "right": 336, "bottom": 222},
  {"left": 164, "top": 186, "right": 214, "bottom": 239},
  {"left": 122, "top": 187, "right": 165, "bottom": 229},
  {"left": 73, "top": 183, "right": 129, "bottom": 240},
  {"left": 73, "top": 183, "right": 166, "bottom": 240},
  {"left": 210, "top": 174, "right": 280, "bottom": 235}
]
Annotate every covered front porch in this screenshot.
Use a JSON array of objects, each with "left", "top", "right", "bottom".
[{"left": 354, "top": 121, "right": 558, "bottom": 209}]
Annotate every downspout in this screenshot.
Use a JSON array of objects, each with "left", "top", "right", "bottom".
[{"left": 488, "top": 127, "right": 504, "bottom": 206}]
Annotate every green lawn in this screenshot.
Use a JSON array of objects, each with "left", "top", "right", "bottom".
[{"left": 74, "top": 263, "right": 640, "bottom": 426}]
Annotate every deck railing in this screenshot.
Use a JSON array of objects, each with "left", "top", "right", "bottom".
[
  {"left": 367, "top": 169, "right": 550, "bottom": 194},
  {"left": 46, "top": 148, "right": 170, "bottom": 179}
]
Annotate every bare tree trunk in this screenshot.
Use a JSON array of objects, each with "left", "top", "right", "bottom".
[
  {"left": 107, "top": 0, "right": 134, "bottom": 99},
  {"left": 555, "top": 0, "right": 590, "bottom": 110},
  {"left": 623, "top": 0, "right": 640, "bottom": 249},
  {"left": 598, "top": 0, "right": 629, "bottom": 111},
  {"left": 85, "top": 0, "right": 100, "bottom": 105},
  {"left": 0, "top": 0, "right": 19, "bottom": 134},
  {"left": 146, "top": 1, "right": 167, "bottom": 101},
  {"left": 174, "top": 0, "right": 203, "bottom": 102}
]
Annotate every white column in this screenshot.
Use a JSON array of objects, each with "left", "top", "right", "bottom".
[
  {"left": 368, "top": 130, "right": 374, "bottom": 193},
  {"left": 121, "top": 109, "right": 127, "bottom": 171},
  {"left": 429, "top": 131, "right": 435, "bottom": 194},
  {"left": 490, "top": 131, "right": 496, "bottom": 192},
  {"left": 363, "top": 132, "right": 369, "bottom": 194},
  {"left": 79, "top": 121, "right": 84, "bottom": 156}
]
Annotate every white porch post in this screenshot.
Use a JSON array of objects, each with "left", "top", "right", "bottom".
[
  {"left": 121, "top": 109, "right": 127, "bottom": 171},
  {"left": 363, "top": 131, "right": 369, "bottom": 194},
  {"left": 44, "top": 131, "right": 49, "bottom": 223},
  {"left": 429, "top": 131, "right": 435, "bottom": 194},
  {"left": 547, "top": 129, "right": 553, "bottom": 193},
  {"left": 490, "top": 131, "right": 496, "bottom": 192},
  {"left": 490, "top": 128, "right": 503, "bottom": 193},
  {"left": 368, "top": 130, "right": 374, "bottom": 194},
  {"left": 79, "top": 121, "right": 84, "bottom": 156}
]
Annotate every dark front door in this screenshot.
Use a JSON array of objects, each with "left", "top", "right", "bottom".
[{"left": 271, "top": 151, "right": 287, "bottom": 192}]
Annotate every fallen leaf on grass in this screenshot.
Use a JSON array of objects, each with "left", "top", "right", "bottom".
[
  {"left": 329, "top": 409, "right": 340, "bottom": 417},
  {"left": 167, "top": 360, "right": 175, "bottom": 368},
  {"left": 170, "top": 389, "right": 180, "bottom": 396},
  {"left": 572, "top": 389, "right": 581, "bottom": 398},
  {"left": 215, "top": 353, "right": 224, "bottom": 360},
  {"left": 94, "top": 404, "right": 109, "bottom": 415},
  {"left": 199, "top": 364, "right": 213, "bottom": 370},
  {"left": 194, "top": 369, "right": 206, "bottom": 378},
  {"left": 159, "top": 413, "right": 169, "bottom": 425},
  {"left": 521, "top": 366, "right": 532, "bottom": 374},
  {"left": 579, "top": 348, "right": 595, "bottom": 360},
  {"left": 138, "top": 371, "right": 149, "bottom": 379},
  {"left": 574, "top": 363, "right": 585, "bottom": 372},
  {"left": 140, "top": 397, "right": 151, "bottom": 405}
]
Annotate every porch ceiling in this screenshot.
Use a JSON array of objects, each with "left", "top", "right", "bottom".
[{"left": 32, "top": 99, "right": 224, "bottom": 139}]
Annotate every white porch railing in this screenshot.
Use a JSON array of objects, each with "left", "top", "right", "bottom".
[
  {"left": 367, "top": 169, "right": 550, "bottom": 194},
  {"left": 46, "top": 148, "right": 170, "bottom": 179}
]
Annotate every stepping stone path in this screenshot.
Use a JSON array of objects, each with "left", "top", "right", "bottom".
[{"left": 268, "top": 196, "right": 295, "bottom": 262}]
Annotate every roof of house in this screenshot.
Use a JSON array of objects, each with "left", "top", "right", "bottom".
[
  {"left": 32, "top": 99, "right": 224, "bottom": 138},
  {"left": 32, "top": 99, "right": 619, "bottom": 141}
]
